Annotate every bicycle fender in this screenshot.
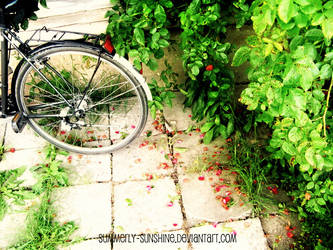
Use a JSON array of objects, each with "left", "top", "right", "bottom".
[{"left": 112, "top": 54, "right": 153, "bottom": 101}]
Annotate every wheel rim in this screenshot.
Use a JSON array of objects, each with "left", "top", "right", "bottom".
[{"left": 18, "top": 49, "right": 146, "bottom": 153}]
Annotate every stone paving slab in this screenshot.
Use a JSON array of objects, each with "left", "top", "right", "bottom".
[
  {"left": 189, "top": 218, "right": 269, "bottom": 250},
  {"left": 4, "top": 123, "right": 48, "bottom": 150},
  {"left": 179, "top": 173, "right": 252, "bottom": 227},
  {"left": 113, "top": 230, "right": 188, "bottom": 250},
  {"left": 51, "top": 183, "right": 112, "bottom": 239},
  {"left": 59, "top": 239, "right": 111, "bottom": 250},
  {"left": 57, "top": 153, "right": 111, "bottom": 185},
  {"left": 112, "top": 134, "right": 172, "bottom": 182},
  {"left": 0, "top": 212, "right": 27, "bottom": 248},
  {"left": 163, "top": 92, "right": 194, "bottom": 131},
  {"left": 260, "top": 214, "right": 300, "bottom": 250},
  {"left": 113, "top": 178, "right": 183, "bottom": 234}
]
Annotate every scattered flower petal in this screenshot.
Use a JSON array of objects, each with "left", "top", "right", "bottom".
[
  {"left": 198, "top": 176, "right": 205, "bottom": 181},
  {"left": 167, "top": 201, "right": 174, "bottom": 207}
]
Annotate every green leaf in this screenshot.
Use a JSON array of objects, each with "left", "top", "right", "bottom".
[
  {"left": 322, "top": 18, "right": 333, "bottom": 39},
  {"left": 320, "top": 64, "right": 332, "bottom": 80},
  {"left": 201, "top": 122, "right": 215, "bottom": 133},
  {"left": 232, "top": 46, "right": 251, "bottom": 66},
  {"left": 134, "top": 28, "right": 145, "bottom": 46},
  {"left": 306, "top": 181, "right": 314, "bottom": 190},
  {"left": 305, "top": 29, "right": 324, "bottom": 41},
  {"left": 150, "top": 104, "right": 156, "bottom": 119},
  {"left": 311, "top": 12, "right": 325, "bottom": 26},
  {"left": 300, "top": 69, "right": 313, "bottom": 91},
  {"left": 317, "top": 198, "right": 326, "bottom": 206},
  {"left": 191, "top": 65, "right": 200, "bottom": 76},
  {"left": 300, "top": 164, "right": 310, "bottom": 172},
  {"left": 278, "top": 0, "right": 295, "bottom": 23},
  {"left": 226, "top": 119, "right": 234, "bottom": 137},
  {"left": 218, "top": 125, "right": 227, "bottom": 138},
  {"left": 152, "top": 32, "right": 160, "bottom": 43},
  {"left": 208, "top": 91, "right": 219, "bottom": 99},
  {"left": 154, "top": 4, "right": 167, "bottom": 23},
  {"left": 252, "top": 14, "right": 267, "bottom": 34},
  {"left": 289, "top": 36, "right": 304, "bottom": 51},
  {"left": 158, "top": 39, "right": 169, "bottom": 48},
  {"left": 305, "top": 147, "right": 315, "bottom": 166},
  {"left": 295, "top": 12, "right": 308, "bottom": 28},
  {"left": 294, "top": 0, "right": 311, "bottom": 6},
  {"left": 39, "top": 0, "right": 47, "bottom": 8},
  {"left": 203, "top": 129, "right": 214, "bottom": 144},
  {"left": 288, "top": 127, "right": 302, "bottom": 142},
  {"left": 282, "top": 141, "right": 297, "bottom": 155},
  {"left": 174, "top": 147, "right": 188, "bottom": 153},
  {"left": 147, "top": 58, "right": 158, "bottom": 71},
  {"left": 281, "top": 118, "right": 294, "bottom": 127}
]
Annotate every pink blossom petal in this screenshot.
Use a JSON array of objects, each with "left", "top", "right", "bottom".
[
  {"left": 167, "top": 201, "right": 174, "bottom": 207},
  {"left": 131, "top": 125, "right": 136, "bottom": 129}
]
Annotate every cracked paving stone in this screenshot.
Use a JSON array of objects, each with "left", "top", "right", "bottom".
[
  {"left": 190, "top": 218, "right": 269, "bottom": 250},
  {"left": 112, "top": 134, "right": 172, "bottom": 182},
  {"left": 113, "top": 178, "right": 183, "bottom": 234},
  {"left": 113, "top": 229, "right": 188, "bottom": 250},
  {"left": 51, "top": 183, "right": 112, "bottom": 239},
  {"left": 179, "top": 173, "right": 252, "bottom": 227}
]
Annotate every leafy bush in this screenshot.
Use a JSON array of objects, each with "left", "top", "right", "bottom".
[
  {"left": 3, "top": 0, "right": 47, "bottom": 30},
  {"left": 105, "top": 0, "right": 333, "bottom": 248},
  {"left": 232, "top": 0, "right": 333, "bottom": 248},
  {"left": 179, "top": 0, "right": 236, "bottom": 144}
]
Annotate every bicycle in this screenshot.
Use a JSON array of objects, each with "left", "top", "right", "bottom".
[{"left": 0, "top": 1, "right": 152, "bottom": 154}]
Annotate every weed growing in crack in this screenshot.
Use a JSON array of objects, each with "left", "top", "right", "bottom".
[
  {"left": 0, "top": 167, "right": 36, "bottom": 221},
  {"left": 3, "top": 144, "right": 80, "bottom": 249},
  {"left": 9, "top": 192, "right": 80, "bottom": 249},
  {"left": 31, "top": 146, "right": 70, "bottom": 195}
]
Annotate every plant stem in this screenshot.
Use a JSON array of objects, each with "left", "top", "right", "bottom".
[{"left": 323, "top": 77, "right": 333, "bottom": 137}]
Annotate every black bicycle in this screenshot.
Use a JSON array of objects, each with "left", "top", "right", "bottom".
[{"left": 0, "top": 1, "right": 152, "bottom": 154}]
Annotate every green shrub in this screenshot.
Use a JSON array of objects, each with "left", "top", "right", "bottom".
[{"left": 105, "top": 0, "right": 333, "bottom": 248}]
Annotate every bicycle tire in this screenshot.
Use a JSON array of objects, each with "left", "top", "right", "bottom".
[{"left": 15, "top": 41, "right": 148, "bottom": 154}]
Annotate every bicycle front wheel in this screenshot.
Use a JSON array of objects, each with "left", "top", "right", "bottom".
[{"left": 15, "top": 43, "right": 148, "bottom": 154}]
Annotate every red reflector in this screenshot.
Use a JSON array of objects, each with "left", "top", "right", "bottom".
[
  {"left": 139, "top": 62, "right": 143, "bottom": 75},
  {"left": 104, "top": 36, "right": 114, "bottom": 54}
]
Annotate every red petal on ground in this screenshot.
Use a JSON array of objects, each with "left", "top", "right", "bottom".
[{"left": 287, "top": 232, "right": 294, "bottom": 238}]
